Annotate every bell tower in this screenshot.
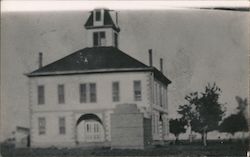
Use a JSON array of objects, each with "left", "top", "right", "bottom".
[{"left": 84, "top": 9, "right": 120, "bottom": 48}]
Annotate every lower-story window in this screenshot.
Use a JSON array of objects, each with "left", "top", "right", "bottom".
[
  {"left": 59, "top": 117, "right": 66, "bottom": 135},
  {"left": 38, "top": 117, "right": 46, "bottom": 135},
  {"left": 155, "top": 115, "right": 159, "bottom": 134}
]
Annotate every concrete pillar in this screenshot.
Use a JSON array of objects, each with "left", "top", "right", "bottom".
[
  {"left": 111, "top": 104, "right": 147, "bottom": 149},
  {"left": 162, "top": 114, "right": 168, "bottom": 140},
  {"left": 102, "top": 112, "right": 108, "bottom": 141},
  {"left": 73, "top": 113, "right": 78, "bottom": 145}
]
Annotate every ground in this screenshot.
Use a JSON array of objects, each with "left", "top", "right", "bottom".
[{"left": 1, "top": 140, "right": 249, "bottom": 157}]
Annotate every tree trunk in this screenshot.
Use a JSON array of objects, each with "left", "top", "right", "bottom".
[
  {"left": 241, "top": 132, "right": 245, "bottom": 144},
  {"left": 202, "top": 130, "right": 207, "bottom": 146},
  {"left": 175, "top": 135, "right": 179, "bottom": 145},
  {"left": 188, "top": 121, "right": 193, "bottom": 143},
  {"left": 189, "top": 130, "right": 193, "bottom": 143}
]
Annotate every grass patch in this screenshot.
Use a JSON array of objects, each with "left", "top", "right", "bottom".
[{"left": 1, "top": 140, "right": 248, "bottom": 157}]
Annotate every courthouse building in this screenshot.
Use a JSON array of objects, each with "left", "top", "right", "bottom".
[{"left": 27, "top": 9, "right": 171, "bottom": 149}]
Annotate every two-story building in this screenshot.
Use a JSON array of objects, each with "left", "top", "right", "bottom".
[{"left": 27, "top": 8, "right": 171, "bottom": 148}]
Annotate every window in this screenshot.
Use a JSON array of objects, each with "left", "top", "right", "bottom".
[
  {"left": 159, "top": 86, "right": 163, "bottom": 106},
  {"left": 114, "top": 33, "right": 118, "bottom": 48},
  {"left": 94, "top": 123, "right": 99, "bottom": 133},
  {"left": 162, "top": 88, "right": 166, "bottom": 107},
  {"left": 157, "top": 84, "right": 161, "bottom": 106},
  {"left": 166, "top": 87, "right": 168, "bottom": 109},
  {"left": 38, "top": 85, "right": 45, "bottom": 105},
  {"left": 38, "top": 117, "right": 46, "bottom": 135},
  {"left": 89, "top": 83, "right": 97, "bottom": 102},
  {"left": 95, "top": 10, "right": 101, "bottom": 21},
  {"left": 84, "top": 122, "right": 103, "bottom": 142},
  {"left": 154, "top": 82, "right": 157, "bottom": 105},
  {"left": 80, "top": 84, "right": 87, "bottom": 103},
  {"left": 79, "top": 83, "right": 97, "bottom": 103},
  {"left": 58, "top": 84, "right": 65, "bottom": 104},
  {"left": 112, "top": 82, "right": 120, "bottom": 102},
  {"left": 155, "top": 115, "right": 159, "bottom": 134},
  {"left": 152, "top": 114, "right": 155, "bottom": 133},
  {"left": 93, "top": 32, "right": 106, "bottom": 47},
  {"left": 59, "top": 117, "right": 66, "bottom": 135},
  {"left": 134, "top": 80, "right": 142, "bottom": 101},
  {"left": 86, "top": 123, "right": 91, "bottom": 133}
]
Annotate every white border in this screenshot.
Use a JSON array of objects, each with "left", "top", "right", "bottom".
[{"left": 1, "top": 1, "right": 249, "bottom": 12}]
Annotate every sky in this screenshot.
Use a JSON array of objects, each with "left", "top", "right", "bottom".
[{"left": 1, "top": 3, "right": 249, "bottom": 140}]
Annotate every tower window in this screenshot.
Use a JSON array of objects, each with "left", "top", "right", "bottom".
[
  {"left": 95, "top": 10, "right": 101, "bottom": 21},
  {"left": 114, "top": 33, "right": 118, "bottom": 48},
  {"left": 93, "top": 32, "right": 106, "bottom": 47}
]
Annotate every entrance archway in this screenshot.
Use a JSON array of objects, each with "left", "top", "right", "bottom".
[{"left": 76, "top": 113, "right": 105, "bottom": 143}]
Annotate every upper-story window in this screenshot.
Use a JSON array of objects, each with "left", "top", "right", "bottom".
[
  {"left": 80, "top": 84, "right": 87, "bottom": 103},
  {"left": 93, "top": 32, "right": 106, "bottom": 47},
  {"left": 59, "top": 117, "right": 66, "bottom": 135},
  {"left": 112, "top": 82, "right": 120, "bottom": 102},
  {"left": 134, "top": 80, "right": 142, "bottom": 101},
  {"left": 159, "top": 86, "right": 163, "bottom": 107},
  {"left": 38, "top": 85, "right": 45, "bottom": 105},
  {"left": 89, "top": 83, "right": 97, "bottom": 103},
  {"left": 58, "top": 84, "right": 65, "bottom": 104},
  {"left": 95, "top": 10, "right": 101, "bottom": 21},
  {"left": 38, "top": 117, "right": 46, "bottom": 135},
  {"left": 80, "top": 83, "right": 97, "bottom": 103}
]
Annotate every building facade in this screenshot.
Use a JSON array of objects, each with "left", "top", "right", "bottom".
[{"left": 27, "top": 9, "right": 171, "bottom": 148}]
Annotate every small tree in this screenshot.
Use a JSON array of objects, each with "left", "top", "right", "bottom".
[
  {"left": 179, "top": 83, "right": 225, "bottom": 146},
  {"left": 169, "top": 118, "right": 187, "bottom": 144},
  {"left": 178, "top": 92, "right": 200, "bottom": 143},
  {"left": 196, "top": 83, "right": 225, "bottom": 146},
  {"left": 220, "top": 96, "right": 248, "bottom": 138},
  {"left": 235, "top": 96, "right": 249, "bottom": 140},
  {"left": 219, "top": 113, "right": 248, "bottom": 136}
]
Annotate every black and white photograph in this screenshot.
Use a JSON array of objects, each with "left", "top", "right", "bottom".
[{"left": 0, "top": 1, "right": 249, "bottom": 156}]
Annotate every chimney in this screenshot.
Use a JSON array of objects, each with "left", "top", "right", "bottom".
[
  {"left": 38, "top": 52, "right": 43, "bottom": 68},
  {"left": 160, "top": 58, "right": 163, "bottom": 72},
  {"left": 148, "top": 49, "right": 153, "bottom": 67}
]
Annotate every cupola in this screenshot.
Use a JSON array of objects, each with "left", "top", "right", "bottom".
[{"left": 84, "top": 9, "right": 120, "bottom": 48}]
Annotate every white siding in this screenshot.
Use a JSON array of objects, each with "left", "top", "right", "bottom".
[
  {"left": 30, "top": 72, "right": 150, "bottom": 112},
  {"left": 31, "top": 112, "right": 74, "bottom": 147},
  {"left": 29, "top": 71, "right": 152, "bottom": 146}
]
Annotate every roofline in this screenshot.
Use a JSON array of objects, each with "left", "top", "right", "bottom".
[
  {"left": 27, "top": 68, "right": 151, "bottom": 77},
  {"left": 26, "top": 67, "right": 171, "bottom": 84}
]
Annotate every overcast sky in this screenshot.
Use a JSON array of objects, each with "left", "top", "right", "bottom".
[{"left": 1, "top": 8, "right": 248, "bottom": 140}]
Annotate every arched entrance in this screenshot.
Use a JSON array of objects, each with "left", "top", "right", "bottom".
[{"left": 76, "top": 113, "right": 105, "bottom": 144}]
